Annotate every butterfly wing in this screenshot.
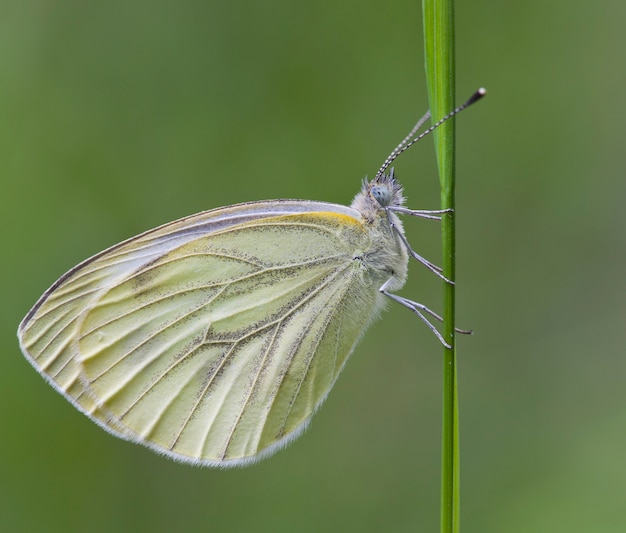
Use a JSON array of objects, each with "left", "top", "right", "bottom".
[{"left": 19, "top": 200, "right": 383, "bottom": 466}]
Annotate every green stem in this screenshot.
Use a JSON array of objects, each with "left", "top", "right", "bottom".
[{"left": 422, "top": 1, "right": 459, "bottom": 532}]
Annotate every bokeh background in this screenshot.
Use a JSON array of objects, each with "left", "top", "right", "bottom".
[{"left": 2, "top": 1, "right": 625, "bottom": 532}]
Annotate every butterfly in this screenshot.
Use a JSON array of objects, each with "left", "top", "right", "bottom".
[{"left": 18, "top": 89, "right": 484, "bottom": 467}]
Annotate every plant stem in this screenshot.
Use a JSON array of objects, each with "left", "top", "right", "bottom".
[{"left": 422, "top": 0, "right": 460, "bottom": 532}]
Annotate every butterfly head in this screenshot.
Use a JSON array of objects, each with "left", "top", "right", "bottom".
[
  {"left": 351, "top": 167, "right": 405, "bottom": 222},
  {"left": 367, "top": 168, "right": 405, "bottom": 209}
]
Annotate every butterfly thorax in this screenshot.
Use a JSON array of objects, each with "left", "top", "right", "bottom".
[{"left": 350, "top": 171, "right": 409, "bottom": 292}]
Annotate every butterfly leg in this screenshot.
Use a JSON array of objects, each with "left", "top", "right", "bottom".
[
  {"left": 388, "top": 206, "right": 453, "bottom": 220},
  {"left": 380, "top": 279, "right": 472, "bottom": 348},
  {"left": 380, "top": 281, "right": 450, "bottom": 348},
  {"left": 386, "top": 218, "right": 454, "bottom": 284}
]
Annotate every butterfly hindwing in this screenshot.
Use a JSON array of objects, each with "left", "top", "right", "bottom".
[{"left": 19, "top": 202, "right": 383, "bottom": 465}]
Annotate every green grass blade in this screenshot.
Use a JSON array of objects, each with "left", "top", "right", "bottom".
[{"left": 422, "top": 0, "right": 460, "bottom": 532}]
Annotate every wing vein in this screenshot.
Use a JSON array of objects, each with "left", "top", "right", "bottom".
[{"left": 169, "top": 264, "right": 351, "bottom": 456}]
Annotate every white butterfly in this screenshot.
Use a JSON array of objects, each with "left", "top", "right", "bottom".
[{"left": 18, "top": 90, "right": 484, "bottom": 467}]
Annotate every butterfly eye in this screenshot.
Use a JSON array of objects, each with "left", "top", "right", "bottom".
[{"left": 370, "top": 185, "right": 391, "bottom": 207}]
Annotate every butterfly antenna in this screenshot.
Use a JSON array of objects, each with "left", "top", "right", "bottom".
[{"left": 375, "top": 87, "right": 486, "bottom": 179}]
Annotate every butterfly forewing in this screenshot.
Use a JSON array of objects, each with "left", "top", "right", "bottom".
[{"left": 19, "top": 202, "right": 383, "bottom": 465}]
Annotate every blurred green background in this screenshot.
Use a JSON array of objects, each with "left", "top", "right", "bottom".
[{"left": 2, "top": 1, "right": 625, "bottom": 532}]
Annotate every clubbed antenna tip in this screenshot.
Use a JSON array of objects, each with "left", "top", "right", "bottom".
[
  {"left": 465, "top": 87, "right": 487, "bottom": 107},
  {"left": 375, "top": 87, "right": 487, "bottom": 179}
]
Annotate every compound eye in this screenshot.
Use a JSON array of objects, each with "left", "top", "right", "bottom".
[{"left": 370, "top": 185, "right": 391, "bottom": 207}]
